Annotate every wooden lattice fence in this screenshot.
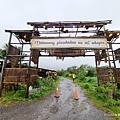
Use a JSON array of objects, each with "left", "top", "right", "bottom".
[
  {"left": 2, "top": 68, "right": 38, "bottom": 84},
  {"left": 7, "top": 45, "right": 20, "bottom": 67},
  {"left": 97, "top": 68, "right": 110, "bottom": 85},
  {"left": 97, "top": 68, "right": 120, "bottom": 85}
]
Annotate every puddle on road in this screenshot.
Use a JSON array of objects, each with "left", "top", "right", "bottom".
[
  {"left": 59, "top": 78, "right": 87, "bottom": 104},
  {"left": 37, "top": 78, "right": 113, "bottom": 120},
  {"left": 0, "top": 78, "right": 113, "bottom": 120},
  {"left": 49, "top": 104, "right": 59, "bottom": 113}
]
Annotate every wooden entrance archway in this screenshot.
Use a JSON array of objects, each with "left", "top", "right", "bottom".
[{"left": 0, "top": 20, "right": 120, "bottom": 98}]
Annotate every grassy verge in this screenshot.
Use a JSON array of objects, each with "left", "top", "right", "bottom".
[
  {"left": 0, "top": 76, "right": 59, "bottom": 107},
  {"left": 73, "top": 77, "right": 120, "bottom": 116}
]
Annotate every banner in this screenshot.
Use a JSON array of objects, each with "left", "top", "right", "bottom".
[{"left": 31, "top": 37, "right": 107, "bottom": 49}]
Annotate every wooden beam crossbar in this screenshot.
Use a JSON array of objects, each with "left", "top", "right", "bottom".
[{"left": 1, "top": 20, "right": 120, "bottom": 98}]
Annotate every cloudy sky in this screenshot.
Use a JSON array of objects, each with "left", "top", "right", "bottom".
[{"left": 0, "top": 0, "right": 120, "bottom": 70}]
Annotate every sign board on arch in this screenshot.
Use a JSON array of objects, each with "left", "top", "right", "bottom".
[{"left": 31, "top": 37, "right": 107, "bottom": 49}]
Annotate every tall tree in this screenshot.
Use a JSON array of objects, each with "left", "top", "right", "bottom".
[{"left": 0, "top": 44, "right": 8, "bottom": 60}]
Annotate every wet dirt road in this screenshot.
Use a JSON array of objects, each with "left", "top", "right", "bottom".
[{"left": 0, "top": 78, "right": 113, "bottom": 120}]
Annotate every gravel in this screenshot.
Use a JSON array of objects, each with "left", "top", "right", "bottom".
[{"left": 0, "top": 78, "right": 114, "bottom": 120}]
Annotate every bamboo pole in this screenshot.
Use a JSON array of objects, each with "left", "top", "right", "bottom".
[
  {"left": 0, "top": 33, "right": 12, "bottom": 97},
  {"left": 103, "top": 25, "right": 116, "bottom": 99},
  {"left": 25, "top": 26, "right": 35, "bottom": 98},
  {"left": 95, "top": 56, "right": 99, "bottom": 86}
]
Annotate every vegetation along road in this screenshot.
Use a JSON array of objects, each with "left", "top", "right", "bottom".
[{"left": 0, "top": 78, "right": 114, "bottom": 120}]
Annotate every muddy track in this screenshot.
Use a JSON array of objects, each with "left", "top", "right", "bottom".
[{"left": 0, "top": 78, "right": 113, "bottom": 120}]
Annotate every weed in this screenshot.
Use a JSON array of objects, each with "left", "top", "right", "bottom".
[
  {"left": 0, "top": 76, "right": 59, "bottom": 105},
  {"left": 84, "top": 83, "right": 90, "bottom": 89}
]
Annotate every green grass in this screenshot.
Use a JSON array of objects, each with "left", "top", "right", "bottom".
[
  {"left": 73, "top": 77, "right": 120, "bottom": 115},
  {"left": 0, "top": 76, "right": 60, "bottom": 107}
]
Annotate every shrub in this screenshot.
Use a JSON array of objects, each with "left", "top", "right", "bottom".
[
  {"left": 12, "top": 90, "right": 26, "bottom": 99},
  {"left": 84, "top": 83, "right": 90, "bottom": 89},
  {"left": 87, "top": 78, "right": 92, "bottom": 83},
  {"left": 104, "top": 83, "right": 112, "bottom": 88},
  {"left": 18, "top": 84, "right": 26, "bottom": 90},
  {"left": 57, "top": 70, "right": 65, "bottom": 76},
  {"left": 95, "top": 86, "right": 106, "bottom": 93},
  {"left": 30, "top": 91, "right": 41, "bottom": 99},
  {"left": 95, "top": 85, "right": 113, "bottom": 98},
  {"left": 77, "top": 71, "right": 86, "bottom": 80},
  {"left": 116, "top": 90, "right": 120, "bottom": 99},
  {"left": 95, "top": 93, "right": 107, "bottom": 101},
  {"left": 33, "top": 79, "right": 41, "bottom": 88},
  {"left": 87, "top": 69, "right": 94, "bottom": 77},
  {"left": 64, "top": 73, "right": 69, "bottom": 77},
  {"left": 105, "top": 99, "right": 117, "bottom": 106}
]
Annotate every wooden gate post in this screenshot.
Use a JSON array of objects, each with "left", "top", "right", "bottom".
[
  {"left": 25, "top": 73, "right": 30, "bottom": 98},
  {"left": 103, "top": 25, "right": 116, "bottom": 99},
  {"left": 0, "top": 83, "right": 3, "bottom": 97}
]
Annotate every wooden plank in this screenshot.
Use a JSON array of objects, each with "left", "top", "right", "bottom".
[
  {"left": 8, "top": 45, "right": 20, "bottom": 55},
  {"left": 3, "top": 82, "right": 26, "bottom": 84},
  {"left": 101, "top": 49, "right": 107, "bottom": 59},
  {"left": 97, "top": 68, "right": 110, "bottom": 85},
  {"left": 114, "top": 48, "right": 120, "bottom": 60},
  {"left": 49, "top": 49, "right": 85, "bottom": 57},
  {"left": 2, "top": 68, "right": 38, "bottom": 85},
  {"left": 31, "top": 49, "right": 39, "bottom": 64},
  {"left": 7, "top": 45, "right": 21, "bottom": 66}
]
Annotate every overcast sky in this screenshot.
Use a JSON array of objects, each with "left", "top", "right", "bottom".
[{"left": 0, "top": 0, "right": 120, "bottom": 70}]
